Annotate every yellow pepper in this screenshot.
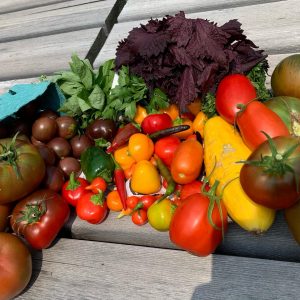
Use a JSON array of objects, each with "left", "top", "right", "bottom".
[
  {"left": 192, "top": 111, "right": 208, "bottom": 138},
  {"left": 160, "top": 104, "right": 179, "bottom": 121},
  {"left": 128, "top": 133, "right": 154, "bottom": 162},
  {"left": 134, "top": 105, "right": 148, "bottom": 124},
  {"left": 130, "top": 160, "right": 161, "bottom": 194},
  {"left": 114, "top": 145, "right": 136, "bottom": 170}
]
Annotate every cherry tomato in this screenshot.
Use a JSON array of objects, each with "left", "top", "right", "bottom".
[
  {"left": 141, "top": 113, "right": 173, "bottom": 134},
  {"left": 106, "top": 190, "right": 123, "bottom": 212},
  {"left": 62, "top": 174, "right": 89, "bottom": 207},
  {"left": 237, "top": 101, "right": 290, "bottom": 150},
  {"left": 131, "top": 210, "right": 148, "bottom": 226},
  {"left": 215, "top": 74, "right": 257, "bottom": 124},
  {"left": 154, "top": 136, "right": 181, "bottom": 167},
  {"left": 139, "top": 195, "right": 157, "bottom": 211},
  {"left": 76, "top": 192, "right": 108, "bottom": 224},
  {"left": 126, "top": 196, "right": 139, "bottom": 210}
]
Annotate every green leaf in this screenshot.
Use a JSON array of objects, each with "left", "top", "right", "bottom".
[
  {"left": 96, "top": 59, "right": 115, "bottom": 95},
  {"left": 202, "top": 93, "right": 216, "bottom": 118},
  {"left": 58, "top": 95, "right": 82, "bottom": 116},
  {"left": 78, "top": 97, "right": 92, "bottom": 112},
  {"left": 54, "top": 71, "right": 81, "bottom": 83},
  {"left": 69, "top": 54, "right": 94, "bottom": 90},
  {"left": 118, "top": 66, "right": 130, "bottom": 86},
  {"left": 147, "top": 88, "right": 169, "bottom": 113},
  {"left": 102, "top": 106, "right": 116, "bottom": 120},
  {"left": 124, "top": 102, "right": 137, "bottom": 119},
  {"left": 60, "top": 81, "right": 84, "bottom": 96},
  {"left": 94, "top": 138, "right": 111, "bottom": 148},
  {"left": 88, "top": 85, "right": 106, "bottom": 111}
]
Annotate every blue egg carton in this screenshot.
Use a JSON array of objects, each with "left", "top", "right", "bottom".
[{"left": 0, "top": 81, "right": 65, "bottom": 121}]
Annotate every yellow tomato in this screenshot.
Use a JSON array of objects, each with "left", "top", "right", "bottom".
[
  {"left": 128, "top": 133, "right": 154, "bottom": 162},
  {"left": 160, "top": 104, "right": 179, "bottom": 121},
  {"left": 134, "top": 105, "right": 148, "bottom": 124},
  {"left": 193, "top": 111, "right": 208, "bottom": 138},
  {"left": 130, "top": 160, "right": 161, "bottom": 194},
  {"left": 114, "top": 145, "right": 136, "bottom": 170}
]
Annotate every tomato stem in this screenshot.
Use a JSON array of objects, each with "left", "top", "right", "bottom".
[{"left": 17, "top": 201, "right": 47, "bottom": 224}]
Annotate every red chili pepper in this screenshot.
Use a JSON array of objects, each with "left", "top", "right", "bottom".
[
  {"left": 107, "top": 123, "right": 140, "bottom": 153},
  {"left": 111, "top": 156, "right": 127, "bottom": 210}
]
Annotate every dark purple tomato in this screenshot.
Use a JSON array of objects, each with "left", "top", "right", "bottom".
[
  {"left": 70, "top": 134, "right": 93, "bottom": 158},
  {"left": 85, "top": 119, "right": 117, "bottom": 142},
  {"left": 32, "top": 117, "right": 57, "bottom": 142},
  {"left": 31, "top": 136, "right": 45, "bottom": 146},
  {"left": 47, "top": 137, "right": 71, "bottom": 158},
  {"left": 16, "top": 100, "right": 39, "bottom": 119},
  {"left": 37, "top": 145, "right": 56, "bottom": 165},
  {"left": 11, "top": 118, "right": 31, "bottom": 137},
  {"left": 56, "top": 116, "right": 77, "bottom": 139},
  {"left": 59, "top": 157, "right": 81, "bottom": 178},
  {"left": 42, "top": 166, "right": 65, "bottom": 192},
  {"left": 38, "top": 109, "right": 58, "bottom": 119}
]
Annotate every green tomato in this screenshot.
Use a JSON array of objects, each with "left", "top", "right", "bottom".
[{"left": 147, "top": 199, "right": 174, "bottom": 231}]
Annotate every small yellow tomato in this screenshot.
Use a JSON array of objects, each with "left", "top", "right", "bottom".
[
  {"left": 130, "top": 160, "right": 161, "bottom": 194},
  {"left": 114, "top": 145, "right": 136, "bottom": 170},
  {"left": 193, "top": 111, "right": 208, "bottom": 138},
  {"left": 128, "top": 133, "right": 154, "bottom": 162},
  {"left": 134, "top": 105, "right": 148, "bottom": 124},
  {"left": 187, "top": 98, "right": 201, "bottom": 116},
  {"left": 147, "top": 199, "right": 174, "bottom": 231}
]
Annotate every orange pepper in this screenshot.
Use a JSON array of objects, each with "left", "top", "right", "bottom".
[
  {"left": 134, "top": 105, "right": 148, "bottom": 124},
  {"left": 160, "top": 104, "right": 179, "bottom": 121},
  {"left": 187, "top": 98, "right": 201, "bottom": 116},
  {"left": 128, "top": 133, "right": 154, "bottom": 162},
  {"left": 192, "top": 111, "right": 208, "bottom": 138},
  {"left": 114, "top": 145, "right": 136, "bottom": 171},
  {"left": 107, "top": 190, "right": 123, "bottom": 212},
  {"left": 173, "top": 118, "right": 194, "bottom": 139}
]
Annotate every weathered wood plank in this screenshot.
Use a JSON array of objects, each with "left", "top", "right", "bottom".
[
  {"left": 0, "top": 0, "right": 126, "bottom": 42},
  {"left": 70, "top": 211, "right": 300, "bottom": 262},
  {"left": 118, "top": 0, "right": 285, "bottom": 23},
  {"left": 0, "top": 27, "right": 105, "bottom": 81},
  {"left": 0, "top": 0, "right": 67, "bottom": 14},
  {"left": 0, "top": 78, "right": 39, "bottom": 95},
  {"left": 94, "top": 0, "right": 300, "bottom": 68},
  {"left": 16, "top": 238, "right": 300, "bottom": 299}
]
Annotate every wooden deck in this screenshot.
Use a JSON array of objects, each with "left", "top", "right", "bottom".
[{"left": 0, "top": 0, "right": 299, "bottom": 299}]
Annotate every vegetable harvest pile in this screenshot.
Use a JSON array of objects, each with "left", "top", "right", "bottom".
[{"left": 1, "top": 12, "right": 300, "bottom": 299}]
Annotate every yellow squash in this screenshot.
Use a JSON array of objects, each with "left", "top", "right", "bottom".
[{"left": 203, "top": 116, "right": 275, "bottom": 233}]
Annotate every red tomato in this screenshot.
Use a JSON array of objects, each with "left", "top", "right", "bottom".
[
  {"left": 141, "top": 113, "right": 173, "bottom": 134},
  {"left": 154, "top": 136, "right": 181, "bottom": 166},
  {"left": 169, "top": 193, "right": 228, "bottom": 256},
  {"left": 180, "top": 180, "right": 209, "bottom": 200},
  {"left": 10, "top": 189, "right": 70, "bottom": 250},
  {"left": 0, "top": 233, "right": 32, "bottom": 299},
  {"left": 180, "top": 112, "right": 195, "bottom": 121},
  {"left": 76, "top": 192, "right": 108, "bottom": 224},
  {"left": 216, "top": 74, "right": 257, "bottom": 124},
  {"left": 131, "top": 209, "right": 148, "bottom": 226},
  {"left": 140, "top": 195, "right": 157, "bottom": 210},
  {"left": 126, "top": 196, "right": 139, "bottom": 210},
  {"left": 237, "top": 101, "right": 290, "bottom": 150},
  {"left": 62, "top": 174, "right": 89, "bottom": 207}
]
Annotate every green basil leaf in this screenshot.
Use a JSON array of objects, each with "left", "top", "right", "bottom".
[
  {"left": 96, "top": 59, "right": 115, "bottom": 95},
  {"left": 124, "top": 102, "right": 137, "bottom": 119},
  {"left": 60, "top": 81, "right": 84, "bottom": 96},
  {"left": 78, "top": 97, "right": 92, "bottom": 112},
  {"left": 58, "top": 95, "right": 81, "bottom": 116},
  {"left": 54, "top": 71, "right": 81, "bottom": 83},
  {"left": 118, "top": 66, "right": 130, "bottom": 87},
  {"left": 88, "top": 85, "right": 105, "bottom": 111}
]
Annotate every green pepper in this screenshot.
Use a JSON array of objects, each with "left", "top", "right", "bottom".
[{"left": 81, "top": 147, "right": 115, "bottom": 182}]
